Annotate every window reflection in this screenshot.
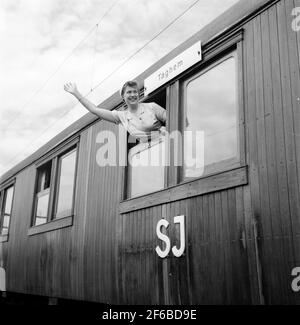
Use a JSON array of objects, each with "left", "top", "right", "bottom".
[
  {"left": 34, "top": 162, "right": 51, "bottom": 226},
  {"left": 1, "top": 186, "right": 14, "bottom": 235},
  {"left": 37, "top": 162, "right": 51, "bottom": 192},
  {"left": 184, "top": 55, "right": 238, "bottom": 178},
  {"left": 3, "top": 215, "right": 10, "bottom": 228},
  {"left": 4, "top": 187, "right": 13, "bottom": 215},
  {"left": 35, "top": 191, "right": 49, "bottom": 225},
  {"left": 128, "top": 138, "right": 165, "bottom": 198},
  {"left": 55, "top": 149, "right": 76, "bottom": 219}
]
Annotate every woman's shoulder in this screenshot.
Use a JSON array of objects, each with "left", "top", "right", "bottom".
[
  {"left": 142, "top": 102, "right": 166, "bottom": 122},
  {"left": 141, "top": 102, "right": 159, "bottom": 111},
  {"left": 112, "top": 109, "right": 128, "bottom": 124},
  {"left": 142, "top": 102, "right": 155, "bottom": 107}
]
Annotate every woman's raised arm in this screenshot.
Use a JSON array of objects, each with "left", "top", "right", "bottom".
[{"left": 64, "top": 82, "right": 118, "bottom": 123}]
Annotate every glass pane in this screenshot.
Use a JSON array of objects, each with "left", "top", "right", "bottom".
[
  {"left": 2, "top": 215, "right": 10, "bottom": 228},
  {"left": 4, "top": 186, "right": 14, "bottom": 214},
  {"left": 55, "top": 150, "right": 76, "bottom": 218},
  {"left": 35, "top": 217, "right": 47, "bottom": 226},
  {"left": 1, "top": 227, "right": 8, "bottom": 235},
  {"left": 36, "top": 193, "right": 49, "bottom": 219},
  {"left": 184, "top": 56, "right": 238, "bottom": 178},
  {"left": 128, "top": 139, "right": 165, "bottom": 198},
  {"left": 37, "top": 161, "right": 52, "bottom": 192}
]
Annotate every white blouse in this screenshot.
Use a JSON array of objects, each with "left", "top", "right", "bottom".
[{"left": 111, "top": 102, "right": 166, "bottom": 141}]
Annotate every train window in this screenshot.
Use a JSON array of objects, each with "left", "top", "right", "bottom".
[
  {"left": 127, "top": 138, "right": 166, "bottom": 198},
  {"left": 126, "top": 89, "right": 167, "bottom": 198},
  {"left": 54, "top": 149, "right": 77, "bottom": 219},
  {"left": 0, "top": 185, "right": 15, "bottom": 236},
  {"left": 32, "top": 142, "right": 78, "bottom": 227},
  {"left": 34, "top": 161, "right": 52, "bottom": 226},
  {"left": 182, "top": 52, "right": 239, "bottom": 180}
]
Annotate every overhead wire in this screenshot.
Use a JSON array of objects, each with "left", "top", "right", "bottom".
[
  {"left": 90, "top": 23, "right": 99, "bottom": 92},
  {"left": 4, "top": 0, "right": 121, "bottom": 130},
  {"left": 86, "top": 0, "right": 201, "bottom": 96},
  {"left": 1, "top": 0, "right": 201, "bottom": 172}
]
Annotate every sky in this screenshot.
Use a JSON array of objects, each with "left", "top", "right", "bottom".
[{"left": 0, "top": 0, "right": 239, "bottom": 177}]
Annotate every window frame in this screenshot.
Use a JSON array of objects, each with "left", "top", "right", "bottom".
[
  {"left": 0, "top": 179, "right": 15, "bottom": 243},
  {"left": 53, "top": 147, "right": 78, "bottom": 220},
  {"left": 34, "top": 187, "right": 50, "bottom": 225},
  {"left": 180, "top": 50, "right": 241, "bottom": 181},
  {"left": 126, "top": 137, "right": 167, "bottom": 198},
  {"left": 28, "top": 137, "right": 79, "bottom": 236},
  {"left": 123, "top": 87, "right": 168, "bottom": 200}
]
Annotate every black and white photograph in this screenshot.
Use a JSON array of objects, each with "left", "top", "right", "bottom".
[{"left": 0, "top": 0, "right": 300, "bottom": 315}]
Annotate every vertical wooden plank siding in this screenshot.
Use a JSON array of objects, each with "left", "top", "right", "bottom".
[
  {"left": 117, "top": 0, "right": 300, "bottom": 305},
  {"left": 6, "top": 167, "right": 36, "bottom": 293},
  {"left": 119, "top": 205, "right": 164, "bottom": 305},
  {"left": 69, "top": 127, "right": 93, "bottom": 300},
  {"left": 287, "top": 0, "right": 300, "bottom": 255},
  {"left": 118, "top": 188, "right": 254, "bottom": 304},
  {"left": 3, "top": 121, "right": 122, "bottom": 303},
  {"left": 81, "top": 121, "right": 120, "bottom": 303},
  {"left": 241, "top": 0, "right": 300, "bottom": 304},
  {"left": 293, "top": 0, "right": 300, "bottom": 219}
]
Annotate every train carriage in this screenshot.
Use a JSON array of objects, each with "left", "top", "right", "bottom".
[{"left": 0, "top": 0, "right": 300, "bottom": 305}]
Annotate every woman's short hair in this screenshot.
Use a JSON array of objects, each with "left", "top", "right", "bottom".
[{"left": 120, "top": 80, "right": 139, "bottom": 98}]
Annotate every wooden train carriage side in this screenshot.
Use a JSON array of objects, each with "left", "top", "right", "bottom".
[
  {"left": 0, "top": 0, "right": 299, "bottom": 305},
  {"left": 0, "top": 121, "right": 122, "bottom": 303}
]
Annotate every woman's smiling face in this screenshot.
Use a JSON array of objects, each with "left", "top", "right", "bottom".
[{"left": 123, "top": 86, "right": 139, "bottom": 106}]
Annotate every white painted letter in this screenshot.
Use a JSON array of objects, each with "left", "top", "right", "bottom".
[
  {"left": 172, "top": 215, "right": 185, "bottom": 257},
  {"left": 155, "top": 219, "right": 170, "bottom": 258}
]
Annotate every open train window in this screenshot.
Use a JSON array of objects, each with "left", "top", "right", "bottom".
[
  {"left": 34, "top": 161, "right": 52, "bottom": 225},
  {"left": 31, "top": 139, "right": 79, "bottom": 230},
  {"left": 125, "top": 88, "right": 167, "bottom": 199},
  {"left": 0, "top": 182, "right": 15, "bottom": 241},
  {"left": 181, "top": 51, "right": 240, "bottom": 180}
]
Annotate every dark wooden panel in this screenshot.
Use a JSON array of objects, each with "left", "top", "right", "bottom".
[
  {"left": 1, "top": 121, "right": 122, "bottom": 303},
  {"left": 68, "top": 127, "right": 93, "bottom": 300},
  {"left": 277, "top": 0, "right": 299, "bottom": 236},
  {"left": 118, "top": 186, "right": 253, "bottom": 304},
  {"left": 294, "top": 0, "right": 300, "bottom": 210},
  {"left": 240, "top": 0, "right": 299, "bottom": 304},
  {"left": 260, "top": 7, "right": 282, "bottom": 240},
  {"left": 118, "top": 205, "right": 164, "bottom": 304},
  {"left": 185, "top": 188, "right": 251, "bottom": 304},
  {"left": 253, "top": 12, "right": 272, "bottom": 239},
  {"left": 243, "top": 186, "right": 262, "bottom": 304},
  {"left": 81, "top": 121, "right": 120, "bottom": 303},
  {"left": 168, "top": 200, "right": 189, "bottom": 304},
  {"left": 5, "top": 166, "right": 36, "bottom": 294},
  {"left": 284, "top": 0, "right": 300, "bottom": 237}
]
